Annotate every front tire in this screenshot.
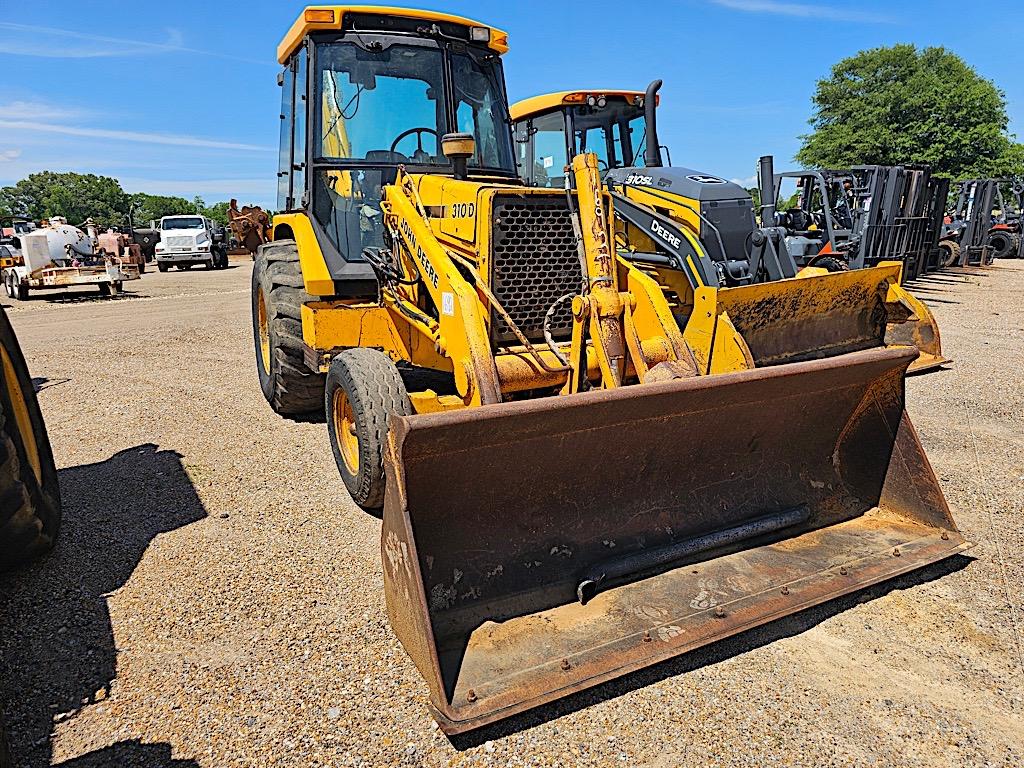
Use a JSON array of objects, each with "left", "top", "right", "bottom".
[
  {"left": 0, "top": 306, "right": 61, "bottom": 569},
  {"left": 252, "top": 240, "right": 325, "bottom": 417},
  {"left": 938, "top": 240, "right": 961, "bottom": 268},
  {"left": 325, "top": 348, "right": 412, "bottom": 511},
  {"left": 157, "top": 262, "right": 169, "bottom": 273}
]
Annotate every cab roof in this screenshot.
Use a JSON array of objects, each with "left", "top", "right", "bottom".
[
  {"left": 510, "top": 90, "right": 648, "bottom": 122},
  {"left": 278, "top": 6, "right": 509, "bottom": 64}
]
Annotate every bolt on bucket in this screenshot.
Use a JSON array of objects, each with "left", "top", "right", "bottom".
[
  {"left": 380, "top": 346, "right": 968, "bottom": 734},
  {"left": 713, "top": 263, "right": 948, "bottom": 373}
]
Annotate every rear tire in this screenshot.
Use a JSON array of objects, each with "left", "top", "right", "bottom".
[
  {"left": 325, "top": 348, "right": 412, "bottom": 511},
  {"left": 252, "top": 240, "right": 325, "bottom": 417},
  {"left": 987, "top": 231, "right": 1016, "bottom": 260},
  {"left": 938, "top": 240, "right": 961, "bottom": 268},
  {"left": 0, "top": 306, "right": 61, "bottom": 569},
  {"left": 9, "top": 274, "right": 28, "bottom": 301}
]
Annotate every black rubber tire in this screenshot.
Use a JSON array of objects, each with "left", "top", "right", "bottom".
[
  {"left": 157, "top": 261, "right": 169, "bottom": 273},
  {"left": 8, "top": 273, "right": 28, "bottom": 301},
  {"left": 252, "top": 240, "right": 325, "bottom": 417},
  {"left": 987, "top": 231, "right": 1016, "bottom": 260},
  {"left": 0, "top": 713, "right": 10, "bottom": 768},
  {"left": 3, "top": 273, "right": 13, "bottom": 300},
  {"left": 809, "top": 255, "right": 849, "bottom": 272},
  {"left": 325, "top": 348, "right": 412, "bottom": 511},
  {"left": 0, "top": 306, "right": 61, "bottom": 569},
  {"left": 939, "top": 240, "right": 961, "bottom": 268}
]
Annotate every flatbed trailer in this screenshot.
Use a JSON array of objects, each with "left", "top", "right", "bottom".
[{"left": 3, "top": 260, "right": 140, "bottom": 300}]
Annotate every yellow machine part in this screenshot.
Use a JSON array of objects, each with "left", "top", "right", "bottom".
[
  {"left": 380, "top": 345, "right": 968, "bottom": 733},
  {"left": 1, "top": 341, "right": 42, "bottom": 482}
]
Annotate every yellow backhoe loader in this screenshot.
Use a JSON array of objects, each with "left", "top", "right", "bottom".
[
  {"left": 255, "top": 6, "right": 968, "bottom": 733},
  {"left": 1, "top": 305, "right": 61, "bottom": 568},
  {"left": 510, "top": 83, "right": 947, "bottom": 373}
]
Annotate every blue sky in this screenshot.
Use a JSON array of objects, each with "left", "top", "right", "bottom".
[{"left": 2, "top": 0, "right": 1022, "bottom": 209}]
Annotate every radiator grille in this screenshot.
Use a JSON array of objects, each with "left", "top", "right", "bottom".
[
  {"left": 165, "top": 235, "right": 195, "bottom": 248},
  {"left": 490, "top": 195, "right": 581, "bottom": 343}
]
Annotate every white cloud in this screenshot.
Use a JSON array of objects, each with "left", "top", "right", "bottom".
[
  {"left": 710, "top": 0, "right": 896, "bottom": 23},
  {"left": 0, "top": 149, "right": 21, "bottom": 162},
  {"left": 730, "top": 175, "right": 758, "bottom": 187},
  {"left": 0, "top": 120, "right": 272, "bottom": 152},
  {"left": 0, "top": 100, "right": 87, "bottom": 121},
  {"left": 0, "top": 22, "right": 265, "bottom": 64}
]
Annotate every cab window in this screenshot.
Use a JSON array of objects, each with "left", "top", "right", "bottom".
[{"left": 528, "top": 112, "right": 568, "bottom": 188}]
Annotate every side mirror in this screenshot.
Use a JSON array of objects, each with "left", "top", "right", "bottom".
[{"left": 441, "top": 132, "right": 475, "bottom": 181}]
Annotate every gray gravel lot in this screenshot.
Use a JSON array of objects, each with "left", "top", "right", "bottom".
[{"left": 1, "top": 259, "right": 1021, "bottom": 767}]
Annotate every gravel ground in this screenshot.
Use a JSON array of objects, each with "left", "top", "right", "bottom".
[{"left": 1, "top": 259, "right": 1021, "bottom": 767}]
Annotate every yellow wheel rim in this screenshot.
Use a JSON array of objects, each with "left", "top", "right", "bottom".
[
  {"left": 1, "top": 344, "right": 43, "bottom": 484},
  {"left": 332, "top": 388, "right": 360, "bottom": 475},
  {"left": 257, "top": 288, "right": 271, "bottom": 374}
]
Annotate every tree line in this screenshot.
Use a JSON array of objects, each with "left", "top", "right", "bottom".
[{"left": 0, "top": 171, "right": 254, "bottom": 230}]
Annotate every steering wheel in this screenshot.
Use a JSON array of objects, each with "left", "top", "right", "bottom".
[{"left": 390, "top": 127, "right": 439, "bottom": 157}]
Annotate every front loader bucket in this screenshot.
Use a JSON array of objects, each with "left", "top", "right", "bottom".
[
  {"left": 714, "top": 264, "right": 948, "bottom": 373},
  {"left": 380, "top": 347, "right": 968, "bottom": 734}
]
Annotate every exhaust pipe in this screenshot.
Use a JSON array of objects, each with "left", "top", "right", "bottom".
[
  {"left": 758, "top": 155, "right": 777, "bottom": 226},
  {"left": 643, "top": 80, "right": 663, "bottom": 168}
]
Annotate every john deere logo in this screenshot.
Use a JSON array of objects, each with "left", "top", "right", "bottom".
[{"left": 687, "top": 174, "right": 726, "bottom": 184}]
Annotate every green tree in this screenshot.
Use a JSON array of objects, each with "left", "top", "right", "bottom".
[
  {"left": 797, "top": 44, "right": 1024, "bottom": 179},
  {"left": 0, "top": 172, "right": 128, "bottom": 228},
  {"left": 201, "top": 201, "right": 232, "bottom": 226},
  {"left": 129, "top": 193, "right": 194, "bottom": 227}
]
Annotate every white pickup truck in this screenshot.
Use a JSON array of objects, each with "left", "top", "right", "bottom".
[{"left": 154, "top": 215, "right": 228, "bottom": 271}]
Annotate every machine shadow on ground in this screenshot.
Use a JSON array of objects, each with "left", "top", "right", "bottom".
[
  {"left": 448, "top": 553, "right": 973, "bottom": 750},
  {"left": 37, "top": 291, "right": 150, "bottom": 305},
  {"left": 0, "top": 443, "right": 207, "bottom": 768}
]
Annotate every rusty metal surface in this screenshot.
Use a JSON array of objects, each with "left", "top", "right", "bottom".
[
  {"left": 227, "top": 199, "right": 271, "bottom": 255},
  {"left": 716, "top": 269, "right": 890, "bottom": 366},
  {"left": 380, "top": 347, "right": 967, "bottom": 733},
  {"left": 716, "top": 268, "right": 948, "bottom": 374}
]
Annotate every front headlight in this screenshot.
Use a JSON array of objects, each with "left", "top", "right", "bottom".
[{"left": 155, "top": 243, "right": 165, "bottom": 251}]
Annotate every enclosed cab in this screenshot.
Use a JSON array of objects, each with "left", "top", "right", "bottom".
[
  {"left": 271, "top": 6, "right": 515, "bottom": 298},
  {"left": 154, "top": 215, "right": 227, "bottom": 271},
  {"left": 511, "top": 89, "right": 784, "bottom": 286}
]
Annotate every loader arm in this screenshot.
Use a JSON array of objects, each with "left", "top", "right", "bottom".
[{"left": 381, "top": 173, "right": 502, "bottom": 406}]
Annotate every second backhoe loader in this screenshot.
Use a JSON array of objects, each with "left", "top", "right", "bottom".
[
  {"left": 257, "top": 6, "right": 968, "bottom": 734},
  {"left": 510, "top": 82, "right": 947, "bottom": 373}
]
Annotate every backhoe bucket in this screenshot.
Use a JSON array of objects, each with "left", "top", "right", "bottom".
[
  {"left": 714, "top": 263, "right": 948, "bottom": 373},
  {"left": 380, "top": 347, "right": 967, "bottom": 734}
]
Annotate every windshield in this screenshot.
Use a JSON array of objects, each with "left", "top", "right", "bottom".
[
  {"left": 570, "top": 101, "right": 647, "bottom": 171},
  {"left": 315, "top": 40, "right": 514, "bottom": 172},
  {"left": 162, "top": 217, "right": 203, "bottom": 230}
]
